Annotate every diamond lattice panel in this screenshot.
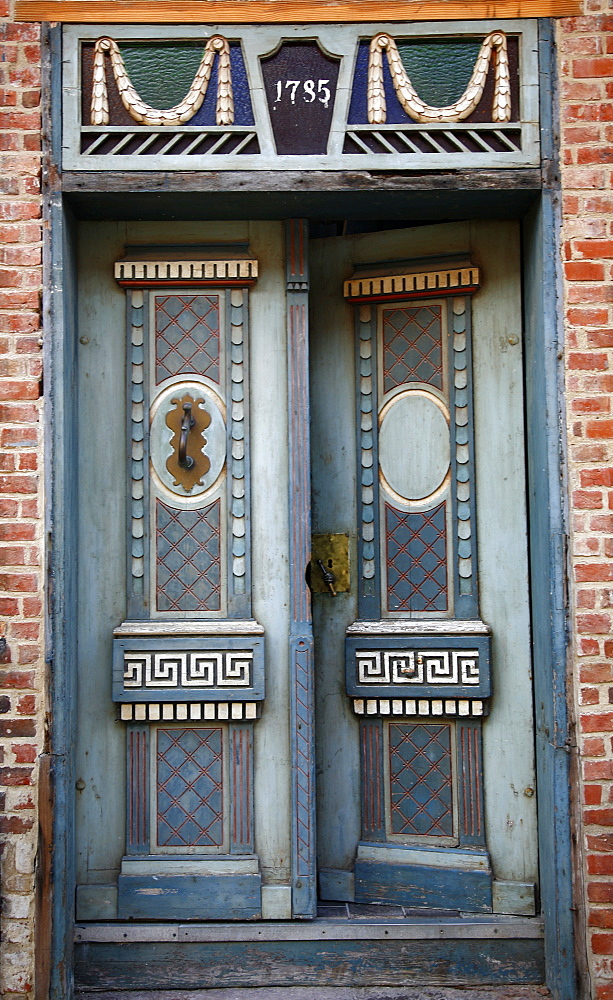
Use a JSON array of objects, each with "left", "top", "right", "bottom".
[
  {"left": 156, "top": 499, "right": 221, "bottom": 612},
  {"left": 382, "top": 305, "right": 443, "bottom": 393},
  {"left": 156, "top": 727, "right": 224, "bottom": 848},
  {"left": 389, "top": 722, "right": 453, "bottom": 837},
  {"left": 386, "top": 503, "right": 448, "bottom": 613},
  {"left": 155, "top": 294, "right": 220, "bottom": 385}
]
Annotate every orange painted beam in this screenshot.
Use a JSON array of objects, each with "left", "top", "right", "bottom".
[{"left": 14, "top": 0, "right": 582, "bottom": 21}]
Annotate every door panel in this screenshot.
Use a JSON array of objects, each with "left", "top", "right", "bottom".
[{"left": 75, "top": 217, "right": 536, "bottom": 925}]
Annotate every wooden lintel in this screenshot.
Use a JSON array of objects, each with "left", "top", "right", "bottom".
[{"left": 14, "top": 0, "right": 582, "bottom": 22}]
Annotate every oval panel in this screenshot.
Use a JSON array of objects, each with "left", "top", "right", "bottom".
[
  {"left": 150, "top": 382, "right": 226, "bottom": 498},
  {"left": 379, "top": 392, "right": 450, "bottom": 502}
]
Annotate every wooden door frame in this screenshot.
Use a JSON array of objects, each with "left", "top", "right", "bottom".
[{"left": 41, "top": 18, "right": 577, "bottom": 1000}]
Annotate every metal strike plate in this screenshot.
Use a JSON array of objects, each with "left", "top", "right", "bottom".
[{"left": 310, "top": 534, "right": 350, "bottom": 594}]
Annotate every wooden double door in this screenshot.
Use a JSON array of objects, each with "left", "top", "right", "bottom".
[{"left": 75, "top": 218, "right": 537, "bottom": 926}]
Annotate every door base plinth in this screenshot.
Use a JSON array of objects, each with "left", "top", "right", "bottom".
[{"left": 75, "top": 919, "right": 544, "bottom": 991}]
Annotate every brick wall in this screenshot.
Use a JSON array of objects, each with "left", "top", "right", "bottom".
[
  {"left": 0, "top": 7, "right": 43, "bottom": 998},
  {"left": 558, "top": 10, "right": 613, "bottom": 1000}
]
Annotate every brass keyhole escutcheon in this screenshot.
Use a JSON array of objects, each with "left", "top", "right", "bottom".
[
  {"left": 310, "top": 534, "right": 350, "bottom": 594},
  {"left": 165, "top": 393, "right": 211, "bottom": 492}
]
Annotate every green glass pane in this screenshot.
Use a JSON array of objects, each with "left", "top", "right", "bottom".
[
  {"left": 397, "top": 40, "right": 482, "bottom": 108},
  {"left": 119, "top": 43, "right": 206, "bottom": 109}
]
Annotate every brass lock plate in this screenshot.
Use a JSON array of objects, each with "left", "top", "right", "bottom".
[{"left": 310, "top": 534, "right": 350, "bottom": 594}]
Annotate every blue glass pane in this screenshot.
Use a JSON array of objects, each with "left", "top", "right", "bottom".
[{"left": 118, "top": 42, "right": 254, "bottom": 127}]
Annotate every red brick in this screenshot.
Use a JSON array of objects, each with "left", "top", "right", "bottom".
[
  {"left": 580, "top": 638, "right": 601, "bottom": 655},
  {"left": 565, "top": 260, "right": 607, "bottom": 279},
  {"left": 592, "top": 933, "right": 613, "bottom": 954},
  {"left": 581, "top": 712, "right": 613, "bottom": 732},
  {"left": 588, "top": 420, "right": 613, "bottom": 439},
  {"left": 576, "top": 564, "right": 613, "bottom": 582},
  {"left": 11, "top": 743, "right": 36, "bottom": 764},
  {"left": 586, "top": 760, "right": 613, "bottom": 779},
  {"left": 590, "top": 910, "right": 613, "bottom": 928},
  {"left": 0, "top": 765, "right": 32, "bottom": 785},
  {"left": 0, "top": 815, "right": 33, "bottom": 833},
  {"left": 569, "top": 353, "right": 609, "bottom": 371},
  {"left": 588, "top": 834, "right": 613, "bottom": 851},
  {"left": 573, "top": 57, "right": 613, "bottom": 77},
  {"left": 588, "top": 331, "right": 613, "bottom": 348},
  {"left": 586, "top": 784, "right": 603, "bottom": 804},
  {"left": 0, "top": 572, "right": 37, "bottom": 593},
  {"left": 22, "top": 598, "right": 41, "bottom": 618},
  {"left": 16, "top": 695, "right": 35, "bottom": 715},
  {"left": 573, "top": 489, "right": 604, "bottom": 508},
  {"left": 17, "top": 644, "right": 39, "bottom": 665},
  {"left": 568, "top": 308, "right": 610, "bottom": 327},
  {"left": 578, "top": 148, "right": 613, "bottom": 166},
  {"left": 0, "top": 719, "right": 35, "bottom": 737},
  {"left": 0, "top": 669, "right": 34, "bottom": 688},
  {"left": 581, "top": 469, "right": 613, "bottom": 486}
]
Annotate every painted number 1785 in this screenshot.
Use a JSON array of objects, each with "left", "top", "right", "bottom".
[{"left": 274, "top": 79, "right": 332, "bottom": 109}]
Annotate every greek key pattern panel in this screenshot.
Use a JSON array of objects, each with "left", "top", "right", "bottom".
[
  {"left": 356, "top": 648, "right": 480, "bottom": 687},
  {"left": 123, "top": 650, "right": 253, "bottom": 689},
  {"left": 155, "top": 293, "right": 221, "bottom": 385},
  {"left": 230, "top": 289, "right": 247, "bottom": 596},
  {"left": 130, "top": 290, "right": 146, "bottom": 598},
  {"left": 452, "top": 296, "right": 476, "bottom": 603}
]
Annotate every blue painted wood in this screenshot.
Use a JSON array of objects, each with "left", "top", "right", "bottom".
[
  {"left": 46, "top": 180, "right": 79, "bottom": 998},
  {"left": 355, "top": 860, "right": 492, "bottom": 912},
  {"left": 523, "top": 42, "right": 577, "bottom": 992},
  {"left": 117, "top": 873, "right": 262, "bottom": 920},
  {"left": 286, "top": 220, "right": 317, "bottom": 918},
  {"left": 74, "top": 936, "right": 544, "bottom": 991}
]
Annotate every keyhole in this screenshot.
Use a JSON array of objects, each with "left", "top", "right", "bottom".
[{"left": 328, "top": 559, "right": 333, "bottom": 568}]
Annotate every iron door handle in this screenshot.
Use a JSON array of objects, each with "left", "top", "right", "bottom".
[{"left": 178, "top": 402, "right": 196, "bottom": 469}]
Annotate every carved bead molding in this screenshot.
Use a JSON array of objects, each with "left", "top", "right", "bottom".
[
  {"left": 353, "top": 697, "right": 486, "bottom": 717},
  {"left": 368, "top": 31, "right": 510, "bottom": 126},
  {"left": 91, "top": 35, "right": 233, "bottom": 127},
  {"left": 344, "top": 266, "right": 480, "bottom": 304},
  {"left": 115, "top": 258, "right": 258, "bottom": 287}
]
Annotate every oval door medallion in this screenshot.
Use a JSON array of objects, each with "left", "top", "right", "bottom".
[
  {"left": 150, "top": 382, "right": 226, "bottom": 499},
  {"left": 379, "top": 391, "right": 450, "bottom": 502}
]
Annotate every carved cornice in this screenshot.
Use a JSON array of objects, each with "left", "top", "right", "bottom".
[
  {"left": 343, "top": 266, "right": 480, "bottom": 303},
  {"left": 114, "top": 258, "right": 258, "bottom": 287}
]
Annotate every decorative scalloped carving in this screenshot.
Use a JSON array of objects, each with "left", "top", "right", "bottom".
[
  {"left": 230, "top": 289, "right": 247, "bottom": 595},
  {"left": 130, "top": 290, "right": 145, "bottom": 593},
  {"left": 359, "top": 306, "right": 376, "bottom": 587},
  {"left": 453, "top": 297, "right": 474, "bottom": 597},
  {"left": 91, "top": 34, "right": 234, "bottom": 127},
  {"left": 367, "top": 31, "right": 511, "bottom": 126}
]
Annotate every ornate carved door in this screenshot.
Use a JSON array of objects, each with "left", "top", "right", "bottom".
[
  {"left": 74, "top": 218, "right": 537, "bottom": 926},
  {"left": 310, "top": 220, "right": 537, "bottom": 916}
]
